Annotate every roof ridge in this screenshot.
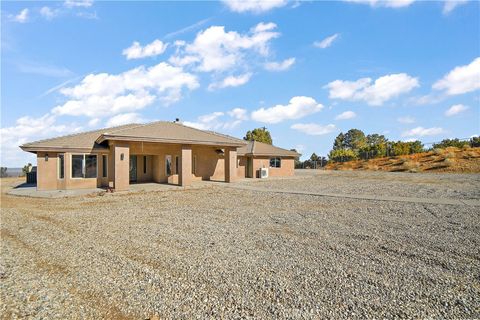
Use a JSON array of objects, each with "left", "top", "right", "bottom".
[
  {"left": 21, "top": 123, "right": 139, "bottom": 147},
  {"left": 173, "top": 122, "right": 246, "bottom": 144}
]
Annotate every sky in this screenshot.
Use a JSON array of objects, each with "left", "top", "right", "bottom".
[{"left": 1, "top": 0, "right": 479, "bottom": 167}]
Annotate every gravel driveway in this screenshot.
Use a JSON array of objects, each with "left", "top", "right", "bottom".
[{"left": 1, "top": 172, "right": 479, "bottom": 319}]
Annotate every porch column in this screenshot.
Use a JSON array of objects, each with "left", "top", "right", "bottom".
[
  {"left": 113, "top": 143, "right": 129, "bottom": 191},
  {"left": 224, "top": 147, "right": 237, "bottom": 183},
  {"left": 179, "top": 145, "right": 192, "bottom": 187}
]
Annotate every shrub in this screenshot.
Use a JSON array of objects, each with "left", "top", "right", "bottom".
[{"left": 328, "top": 148, "right": 358, "bottom": 163}]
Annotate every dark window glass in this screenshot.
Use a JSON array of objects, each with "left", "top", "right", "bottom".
[
  {"left": 102, "top": 155, "right": 107, "bottom": 178},
  {"left": 166, "top": 155, "right": 172, "bottom": 175},
  {"left": 85, "top": 155, "right": 97, "bottom": 178},
  {"left": 144, "top": 156, "right": 147, "bottom": 174},
  {"left": 270, "top": 157, "right": 281, "bottom": 168},
  {"left": 72, "top": 155, "right": 84, "bottom": 178},
  {"left": 175, "top": 156, "right": 179, "bottom": 174},
  {"left": 58, "top": 154, "right": 65, "bottom": 179},
  {"left": 192, "top": 156, "right": 196, "bottom": 174}
]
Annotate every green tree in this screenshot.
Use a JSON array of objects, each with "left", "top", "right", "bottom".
[
  {"left": 343, "top": 129, "right": 367, "bottom": 151},
  {"left": 328, "top": 148, "right": 358, "bottom": 162},
  {"left": 244, "top": 127, "right": 272, "bottom": 145},
  {"left": 310, "top": 153, "right": 319, "bottom": 162},
  {"left": 409, "top": 140, "right": 424, "bottom": 154},
  {"left": 22, "top": 163, "right": 32, "bottom": 175},
  {"left": 432, "top": 138, "right": 469, "bottom": 149},
  {"left": 0, "top": 167, "right": 7, "bottom": 178},
  {"left": 470, "top": 136, "right": 480, "bottom": 148},
  {"left": 332, "top": 132, "right": 345, "bottom": 150}
]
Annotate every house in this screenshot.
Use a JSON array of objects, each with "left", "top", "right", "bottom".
[
  {"left": 20, "top": 121, "right": 300, "bottom": 191},
  {"left": 237, "top": 140, "right": 299, "bottom": 178}
]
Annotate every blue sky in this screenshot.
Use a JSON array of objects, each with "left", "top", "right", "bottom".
[{"left": 1, "top": 0, "right": 479, "bottom": 166}]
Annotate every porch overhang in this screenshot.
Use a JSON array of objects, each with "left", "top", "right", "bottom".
[{"left": 96, "top": 134, "right": 247, "bottom": 148}]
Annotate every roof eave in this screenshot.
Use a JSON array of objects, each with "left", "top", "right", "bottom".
[
  {"left": 99, "top": 134, "right": 247, "bottom": 147},
  {"left": 20, "top": 145, "right": 108, "bottom": 154}
]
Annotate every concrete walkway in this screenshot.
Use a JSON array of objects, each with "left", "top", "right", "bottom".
[
  {"left": 7, "top": 186, "right": 105, "bottom": 198},
  {"left": 225, "top": 184, "right": 480, "bottom": 206}
]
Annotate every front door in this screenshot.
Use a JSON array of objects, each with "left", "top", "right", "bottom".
[
  {"left": 129, "top": 155, "right": 137, "bottom": 182},
  {"left": 246, "top": 157, "right": 253, "bottom": 178}
]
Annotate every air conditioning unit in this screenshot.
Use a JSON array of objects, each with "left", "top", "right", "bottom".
[{"left": 260, "top": 167, "right": 269, "bottom": 178}]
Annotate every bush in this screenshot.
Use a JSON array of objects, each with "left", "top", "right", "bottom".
[
  {"left": 433, "top": 139, "right": 469, "bottom": 149},
  {"left": 328, "top": 148, "right": 358, "bottom": 162},
  {"left": 470, "top": 136, "right": 480, "bottom": 148}
]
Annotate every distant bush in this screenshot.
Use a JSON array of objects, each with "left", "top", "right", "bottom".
[
  {"left": 433, "top": 139, "right": 469, "bottom": 149},
  {"left": 470, "top": 136, "right": 480, "bottom": 148},
  {"left": 328, "top": 148, "right": 358, "bottom": 162}
]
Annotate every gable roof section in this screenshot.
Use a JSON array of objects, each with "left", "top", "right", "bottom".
[
  {"left": 20, "top": 124, "right": 140, "bottom": 153},
  {"left": 237, "top": 140, "right": 300, "bottom": 157},
  {"left": 96, "top": 121, "right": 246, "bottom": 147},
  {"left": 20, "top": 121, "right": 246, "bottom": 153}
]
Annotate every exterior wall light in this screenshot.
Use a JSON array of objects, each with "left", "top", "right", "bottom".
[
  {"left": 45, "top": 154, "right": 49, "bottom": 161},
  {"left": 120, "top": 153, "right": 124, "bottom": 161}
]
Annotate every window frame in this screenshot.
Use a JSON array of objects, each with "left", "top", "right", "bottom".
[
  {"left": 143, "top": 156, "right": 147, "bottom": 174},
  {"left": 70, "top": 154, "right": 98, "bottom": 179},
  {"left": 58, "top": 154, "right": 65, "bottom": 179},
  {"left": 175, "top": 156, "right": 179, "bottom": 175},
  {"left": 102, "top": 155, "right": 108, "bottom": 178},
  {"left": 165, "top": 155, "right": 172, "bottom": 176},
  {"left": 269, "top": 157, "right": 281, "bottom": 168},
  {"left": 192, "top": 155, "right": 197, "bottom": 175}
]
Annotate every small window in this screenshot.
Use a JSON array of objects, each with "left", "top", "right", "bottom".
[
  {"left": 143, "top": 156, "right": 147, "bottom": 174},
  {"left": 175, "top": 156, "right": 179, "bottom": 174},
  {"left": 102, "top": 155, "right": 108, "bottom": 178},
  {"left": 72, "top": 155, "right": 84, "bottom": 178},
  {"left": 166, "top": 155, "right": 172, "bottom": 176},
  {"left": 58, "top": 154, "right": 65, "bottom": 179},
  {"left": 270, "top": 157, "right": 281, "bottom": 168}
]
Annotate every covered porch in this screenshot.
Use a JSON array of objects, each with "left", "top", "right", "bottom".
[{"left": 108, "top": 141, "right": 239, "bottom": 191}]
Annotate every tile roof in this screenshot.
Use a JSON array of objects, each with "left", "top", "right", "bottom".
[
  {"left": 20, "top": 121, "right": 246, "bottom": 152},
  {"left": 237, "top": 140, "right": 300, "bottom": 157}
]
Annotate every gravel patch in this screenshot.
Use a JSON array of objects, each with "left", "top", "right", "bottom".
[
  {"left": 239, "top": 170, "right": 480, "bottom": 200},
  {"left": 1, "top": 172, "right": 479, "bottom": 319}
]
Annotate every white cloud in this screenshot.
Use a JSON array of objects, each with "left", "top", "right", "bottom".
[
  {"left": 40, "top": 7, "right": 59, "bottom": 20},
  {"left": 251, "top": 96, "right": 324, "bottom": 124},
  {"left": 314, "top": 33, "right": 340, "bottom": 49},
  {"left": 335, "top": 111, "right": 356, "bottom": 120},
  {"left": 397, "top": 116, "right": 415, "bottom": 124},
  {"left": 11, "top": 9, "right": 29, "bottom": 23},
  {"left": 445, "top": 104, "right": 469, "bottom": 116},
  {"left": 326, "top": 73, "right": 419, "bottom": 106},
  {"left": 169, "top": 22, "right": 279, "bottom": 73},
  {"left": 443, "top": 0, "right": 468, "bottom": 14},
  {"left": 222, "top": 0, "right": 287, "bottom": 13},
  {"left": 106, "top": 113, "right": 145, "bottom": 127},
  {"left": 344, "top": 0, "right": 415, "bottom": 8},
  {"left": 264, "top": 57, "right": 295, "bottom": 71},
  {"left": 122, "top": 40, "right": 168, "bottom": 60},
  {"left": 64, "top": 0, "right": 93, "bottom": 8},
  {"left": 291, "top": 123, "right": 336, "bottom": 136},
  {"left": 402, "top": 126, "right": 445, "bottom": 137},
  {"left": 208, "top": 73, "right": 252, "bottom": 90},
  {"left": 88, "top": 118, "right": 100, "bottom": 127},
  {"left": 184, "top": 108, "right": 248, "bottom": 131},
  {"left": 432, "top": 57, "right": 480, "bottom": 95},
  {"left": 0, "top": 114, "right": 82, "bottom": 166},
  {"left": 52, "top": 62, "right": 199, "bottom": 117}
]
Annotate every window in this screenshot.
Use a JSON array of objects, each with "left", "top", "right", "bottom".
[
  {"left": 102, "top": 155, "right": 108, "bottom": 178},
  {"left": 166, "top": 155, "right": 172, "bottom": 175},
  {"left": 72, "top": 155, "right": 84, "bottom": 178},
  {"left": 175, "top": 156, "right": 179, "bottom": 174},
  {"left": 143, "top": 156, "right": 147, "bottom": 174},
  {"left": 58, "top": 154, "right": 65, "bottom": 179},
  {"left": 192, "top": 155, "right": 196, "bottom": 174},
  {"left": 270, "top": 157, "right": 281, "bottom": 168},
  {"left": 72, "top": 154, "right": 97, "bottom": 178}
]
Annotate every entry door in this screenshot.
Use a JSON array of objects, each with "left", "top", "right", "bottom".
[
  {"left": 246, "top": 157, "right": 253, "bottom": 178},
  {"left": 129, "top": 155, "right": 137, "bottom": 182}
]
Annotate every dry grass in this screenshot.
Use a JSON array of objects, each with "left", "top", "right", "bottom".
[{"left": 326, "top": 147, "right": 480, "bottom": 173}]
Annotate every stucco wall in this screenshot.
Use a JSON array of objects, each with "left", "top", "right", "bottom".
[{"left": 252, "top": 157, "right": 295, "bottom": 178}]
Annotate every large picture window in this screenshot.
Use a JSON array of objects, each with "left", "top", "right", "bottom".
[
  {"left": 58, "top": 154, "right": 65, "bottom": 179},
  {"left": 72, "top": 154, "right": 97, "bottom": 178},
  {"left": 270, "top": 157, "right": 281, "bottom": 168}
]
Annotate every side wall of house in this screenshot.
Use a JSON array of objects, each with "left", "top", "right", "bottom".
[{"left": 251, "top": 156, "right": 295, "bottom": 178}]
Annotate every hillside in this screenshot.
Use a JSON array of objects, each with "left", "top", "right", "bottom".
[{"left": 325, "top": 147, "right": 480, "bottom": 173}]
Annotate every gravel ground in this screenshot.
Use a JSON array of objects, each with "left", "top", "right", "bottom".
[
  {"left": 1, "top": 172, "right": 479, "bottom": 319},
  {"left": 239, "top": 170, "right": 480, "bottom": 200}
]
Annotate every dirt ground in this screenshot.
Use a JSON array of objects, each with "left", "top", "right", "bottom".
[{"left": 1, "top": 173, "right": 479, "bottom": 319}]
